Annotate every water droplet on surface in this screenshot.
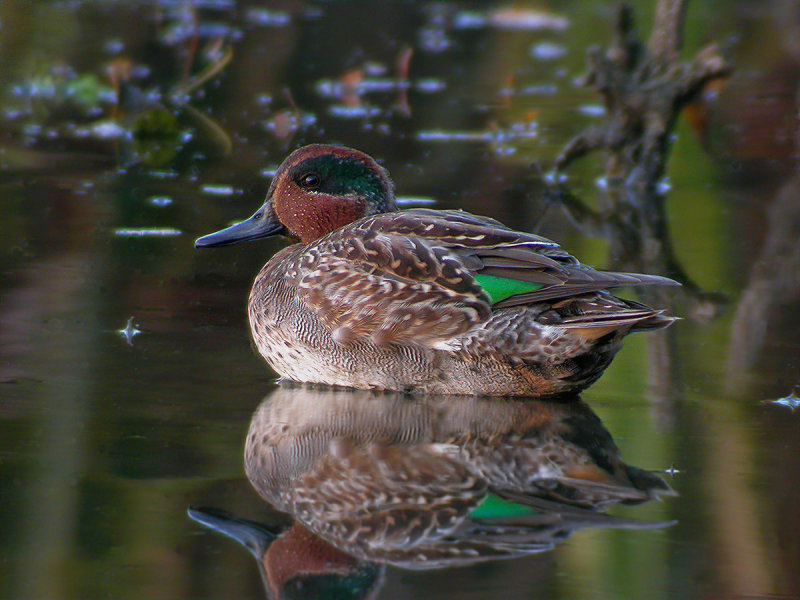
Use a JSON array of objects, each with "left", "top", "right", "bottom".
[
  {"left": 201, "top": 184, "right": 236, "bottom": 196},
  {"left": 118, "top": 317, "right": 142, "bottom": 346},
  {"left": 578, "top": 104, "right": 606, "bottom": 117},
  {"left": 765, "top": 391, "right": 800, "bottom": 412},
  {"left": 113, "top": 228, "right": 182, "bottom": 237},
  {"left": 244, "top": 8, "right": 291, "bottom": 27},
  {"left": 148, "top": 196, "right": 173, "bottom": 207},
  {"left": 530, "top": 42, "right": 567, "bottom": 61}
]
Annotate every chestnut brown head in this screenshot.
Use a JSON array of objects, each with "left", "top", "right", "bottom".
[{"left": 195, "top": 144, "right": 396, "bottom": 247}]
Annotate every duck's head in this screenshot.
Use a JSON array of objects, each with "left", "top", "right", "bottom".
[{"left": 195, "top": 144, "right": 396, "bottom": 247}]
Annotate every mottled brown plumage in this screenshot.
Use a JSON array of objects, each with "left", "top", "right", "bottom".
[
  {"left": 196, "top": 144, "right": 678, "bottom": 396},
  {"left": 241, "top": 386, "right": 674, "bottom": 568}
]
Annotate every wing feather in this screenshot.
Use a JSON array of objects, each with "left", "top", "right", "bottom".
[
  {"left": 372, "top": 210, "right": 679, "bottom": 306},
  {"left": 294, "top": 229, "right": 492, "bottom": 346},
  {"left": 293, "top": 209, "right": 677, "bottom": 344}
]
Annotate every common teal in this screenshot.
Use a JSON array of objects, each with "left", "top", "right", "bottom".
[
  {"left": 196, "top": 144, "right": 677, "bottom": 396},
  {"left": 236, "top": 386, "right": 673, "bottom": 568}
]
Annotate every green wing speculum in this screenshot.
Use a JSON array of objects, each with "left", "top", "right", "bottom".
[{"left": 474, "top": 274, "right": 544, "bottom": 305}]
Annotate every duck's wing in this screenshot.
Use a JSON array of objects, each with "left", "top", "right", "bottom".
[
  {"left": 293, "top": 209, "right": 677, "bottom": 345},
  {"left": 293, "top": 218, "right": 495, "bottom": 346},
  {"left": 372, "top": 209, "right": 679, "bottom": 308}
]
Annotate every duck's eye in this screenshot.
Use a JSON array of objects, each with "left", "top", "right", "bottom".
[{"left": 298, "top": 172, "right": 320, "bottom": 189}]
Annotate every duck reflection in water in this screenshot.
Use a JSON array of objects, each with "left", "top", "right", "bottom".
[{"left": 190, "top": 385, "right": 674, "bottom": 596}]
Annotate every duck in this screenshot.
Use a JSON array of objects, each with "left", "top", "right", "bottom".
[
  {"left": 236, "top": 386, "right": 673, "bottom": 568},
  {"left": 195, "top": 144, "right": 677, "bottom": 396}
]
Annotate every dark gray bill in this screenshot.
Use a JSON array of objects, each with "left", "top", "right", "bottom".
[
  {"left": 187, "top": 506, "right": 278, "bottom": 560},
  {"left": 195, "top": 204, "right": 283, "bottom": 248}
]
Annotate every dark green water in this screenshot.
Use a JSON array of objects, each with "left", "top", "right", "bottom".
[{"left": 2, "top": 1, "right": 800, "bottom": 599}]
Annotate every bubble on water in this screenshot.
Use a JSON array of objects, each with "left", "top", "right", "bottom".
[
  {"left": 415, "top": 79, "right": 446, "bottom": 93},
  {"left": 328, "top": 105, "right": 382, "bottom": 118},
  {"left": 765, "top": 391, "right": 800, "bottom": 412},
  {"left": 530, "top": 42, "right": 566, "bottom": 61},
  {"left": 117, "top": 316, "right": 141, "bottom": 346},
  {"left": 578, "top": 104, "right": 606, "bottom": 117},
  {"left": 521, "top": 84, "right": 558, "bottom": 95},
  {"left": 544, "top": 171, "right": 568, "bottom": 184},
  {"left": 104, "top": 38, "right": 125, "bottom": 54},
  {"left": 244, "top": 8, "right": 291, "bottom": 27},
  {"left": 146, "top": 170, "right": 179, "bottom": 179},
  {"left": 148, "top": 196, "right": 173, "bottom": 207},
  {"left": 201, "top": 184, "right": 236, "bottom": 196}
]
